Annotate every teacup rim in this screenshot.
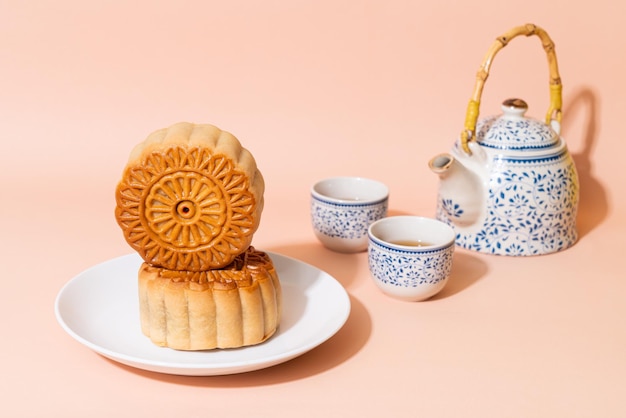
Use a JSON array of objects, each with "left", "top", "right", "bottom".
[
  {"left": 367, "top": 215, "right": 456, "bottom": 252},
  {"left": 311, "top": 193, "right": 388, "bottom": 207},
  {"left": 311, "top": 176, "right": 389, "bottom": 205}
]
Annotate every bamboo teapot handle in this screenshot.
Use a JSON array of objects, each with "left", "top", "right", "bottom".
[{"left": 460, "top": 23, "right": 562, "bottom": 154}]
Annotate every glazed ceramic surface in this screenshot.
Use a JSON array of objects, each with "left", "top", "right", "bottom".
[
  {"left": 431, "top": 101, "right": 579, "bottom": 256},
  {"left": 55, "top": 253, "right": 350, "bottom": 376},
  {"left": 429, "top": 24, "right": 580, "bottom": 257},
  {"left": 367, "top": 216, "right": 455, "bottom": 301},
  {"left": 311, "top": 177, "right": 388, "bottom": 253}
]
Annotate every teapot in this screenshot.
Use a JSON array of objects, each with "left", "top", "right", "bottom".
[{"left": 429, "top": 24, "right": 579, "bottom": 256}]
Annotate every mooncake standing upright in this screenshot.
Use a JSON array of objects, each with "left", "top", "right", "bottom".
[{"left": 115, "top": 122, "right": 281, "bottom": 350}]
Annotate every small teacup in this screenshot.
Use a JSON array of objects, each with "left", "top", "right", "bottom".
[
  {"left": 311, "top": 177, "right": 389, "bottom": 253},
  {"left": 368, "top": 216, "right": 455, "bottom": 301}
]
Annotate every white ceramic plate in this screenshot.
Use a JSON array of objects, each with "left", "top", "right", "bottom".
[{"left": 55, "top": 252, "right": 350, "bottom": 376}]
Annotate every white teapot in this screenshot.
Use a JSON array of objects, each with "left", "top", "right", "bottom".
[{"left": 429, "top": 24, "right": 579, "bottom": 256}]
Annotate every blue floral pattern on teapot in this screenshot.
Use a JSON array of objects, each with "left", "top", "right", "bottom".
[{"left": 430, "top": 99, "right": 579, "bottom": 256}]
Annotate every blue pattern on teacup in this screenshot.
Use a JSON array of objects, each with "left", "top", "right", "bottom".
[
  {"left": 311, "top": 197, "right": 387, "bottom": 240},
  {"left": 368, "top": 241, "right": 453, "bottom": 287},
  {"left": 477, "top": 115, "right": 557, "bottom": 150},
  {"left": 436, "top": 152, "right": 578, "bottom": 255}
]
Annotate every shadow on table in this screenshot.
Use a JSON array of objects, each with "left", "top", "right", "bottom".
[
  {"left": 264, "top": 241, "right": 363, "bottom": 290},
  {"left": 562, "top": 86, "right": 609, "bottom": 239},
  {"left": 430, "top": 249, "right": 487, "bottom": 300}
]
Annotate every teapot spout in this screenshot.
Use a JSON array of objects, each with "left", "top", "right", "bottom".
[
  {"left": 429, "top": 153, "right": 484, "bottom": 228},
  {"left": 429, "top": 153, "right": 455, "bottom": 177}
]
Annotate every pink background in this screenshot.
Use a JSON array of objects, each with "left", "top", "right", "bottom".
[{"left": 2, "top": 0, "right": 625, "bottom": 416}]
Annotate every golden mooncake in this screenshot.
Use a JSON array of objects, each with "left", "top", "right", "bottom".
[
  {"left": 115, "top": 122, "right": 265, "bottom": 271},
  {"left": 138, "top": 247, "right": 282, "bottom": 350}
]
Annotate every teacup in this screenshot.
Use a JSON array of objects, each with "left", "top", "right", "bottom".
[
  {"left": 311, "top": 177, "right": 389, "bottom": 253},
  {"left": 367, "top": 216, "right": 455, "bottom": 301}
]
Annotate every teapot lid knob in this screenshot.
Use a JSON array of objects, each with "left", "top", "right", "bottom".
[{"left": 501, "top": 98, "right": 528, "bottom": 118}]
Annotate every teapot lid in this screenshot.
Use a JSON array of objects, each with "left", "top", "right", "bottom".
[{"left": 475, "top": 98, "right": 559, "bottom": 151}]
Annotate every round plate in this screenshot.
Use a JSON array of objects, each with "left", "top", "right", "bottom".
[{"left": 55, "top": 252, "right": 350, "bottom": 376}]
